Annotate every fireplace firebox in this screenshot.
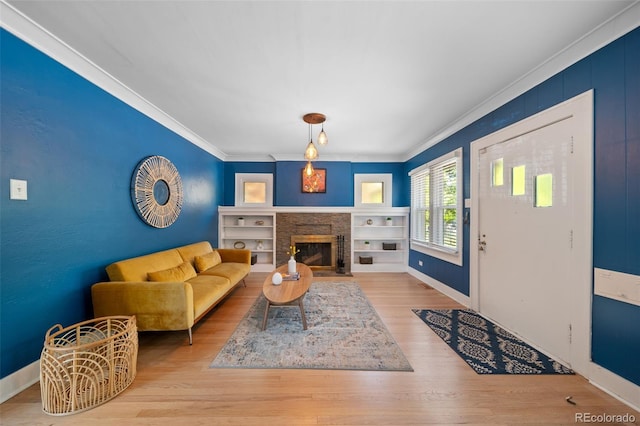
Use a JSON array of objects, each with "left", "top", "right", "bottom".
[{"left": 290, "top": 235, "right": 336, "bottom": 271}]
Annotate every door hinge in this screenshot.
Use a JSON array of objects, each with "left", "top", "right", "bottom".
[
  {"left": 570, "top": 136, "right": 574, "bottom": 154},
  {"left": 569, "top": 323, "right": 572, "bottom": 344},
  {"left": 570, "top": 229, "right": 574, "bottom": 249}
]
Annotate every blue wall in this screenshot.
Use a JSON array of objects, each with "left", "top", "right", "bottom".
[
  {"left": 1, "top": 30, "right": 224, "bottom": 378},
  {"left": 405, "top": 27, "right": 640, "bottom": 385},
  {"left": 224, "top": 161, "right": 408, "bottom": 207}
]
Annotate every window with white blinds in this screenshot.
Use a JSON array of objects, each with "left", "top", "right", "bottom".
[{"left": 409, "top": 148, "right": 463, "bottom": 265}]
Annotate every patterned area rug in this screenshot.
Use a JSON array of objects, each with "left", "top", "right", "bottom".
[
  {"left": 210, "top": 282, "right": 413, "bottom": 371},
  {"left": 412, "top": 308, "right": 574, "bottom": 375}
]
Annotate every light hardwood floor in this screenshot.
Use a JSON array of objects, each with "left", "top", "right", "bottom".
[{"left": 2, "top": 273, "right": 637, "bottom": 425}]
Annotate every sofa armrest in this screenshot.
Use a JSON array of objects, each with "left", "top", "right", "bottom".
[
  {"left": 91, "top": 281, "right": 194, "bottom": 331},
  {"left": 217, "top": 249, "right": 252, "bottom": 264}
]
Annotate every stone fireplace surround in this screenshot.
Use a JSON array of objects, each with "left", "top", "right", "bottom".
[{"left": 276, "top": 212, "right": 351, "bottom": 274}]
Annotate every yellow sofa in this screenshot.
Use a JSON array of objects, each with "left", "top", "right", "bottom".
[{"left": 91, "top": 241, "right": 251, "bottom": 344}]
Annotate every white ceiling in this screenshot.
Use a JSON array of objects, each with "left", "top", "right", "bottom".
[{"left": 3, "top": 1, "right": 637, "bottom": 161}]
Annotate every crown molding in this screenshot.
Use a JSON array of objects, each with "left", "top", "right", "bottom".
[
  {"left": 0, "top": 0, "right": 228, "bottom": 161},
  {"left": 223, "top": 153, "right": 406, "bottom": 163},
  {"left": 403, "top": 1, "right": 640, "bottom": 162}
]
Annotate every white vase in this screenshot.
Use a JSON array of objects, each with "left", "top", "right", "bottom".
[
  {"left": 237, "top": 218, "right": 244, "bottom": 226},
  {"left": 386, "top": 219, "right": 393, "bottom": 226},
  {"left": 288, "top": 256, "right": 296, "bottom": 274}
]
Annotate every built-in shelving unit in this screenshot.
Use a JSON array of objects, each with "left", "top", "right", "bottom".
[
  {"left": 351, "top": 209, "right": 409, "bottom": 272},
  {"left": 218, "top": 207, "right": 409, "bottom": 273},
  {"left": 218, "top": 208, "right": 276, "bottom": 272}
]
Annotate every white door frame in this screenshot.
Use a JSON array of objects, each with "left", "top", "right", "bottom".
[{"left": 469, "top": 90, "right": 594, "bottom": 376}]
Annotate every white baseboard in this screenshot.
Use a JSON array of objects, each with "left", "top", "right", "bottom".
[
  {"left": 0, "top": 360, "right": 39, "bottom": 404},
  {"left": 588, "top": 362, "right": 640, "bottom": 412},
  {"left": 408, "top": 267, "right": 471, "bottom": 307}
]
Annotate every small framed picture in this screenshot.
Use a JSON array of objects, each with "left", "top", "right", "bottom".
[{"left": 301, "top": 168, "right": 326, "bottom": 193}]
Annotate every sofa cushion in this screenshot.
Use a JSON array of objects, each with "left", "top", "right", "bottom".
[
  {"left": 186, "top": 275, "right": 232, "bottom": 319},
  {"left": 107, "top": 248, "right": 185, "bottom": 282},
  {"left": 148, "top": 261, "right": 197, "bottom": 282},
  {"left": 194, "top": 251, "right": 222, "bottom": 273},
  {"left": 200, "top": 262, "right": 250, "bottom": 284},
  {"left": 176, "top": 241, "right": 215, "bottom": 267}
]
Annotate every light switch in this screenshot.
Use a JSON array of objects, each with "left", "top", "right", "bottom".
[{"left": 10, "top": 179, "right": 28, "bottom": 200}]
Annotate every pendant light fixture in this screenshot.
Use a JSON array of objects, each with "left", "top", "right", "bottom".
[{"left": 302, "top": 112, "right": 327, "bottom": 161}]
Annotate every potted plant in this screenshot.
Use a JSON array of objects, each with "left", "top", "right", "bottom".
[
  {"left": 386, "top": 217, "right": 393, "bottom": 226},
  {"left": 237, "top": 217, "right": 245, "bottom": 226},
  {"left": 364, "top": 241, "right": 370, "bottom": 249}
]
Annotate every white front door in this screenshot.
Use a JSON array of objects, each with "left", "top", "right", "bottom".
[
  {"left": 478, "top": 118, "right": 574, "bottom": 363},
  {"left": 470, "top": 91, "right": 593, "bottom": 373}
]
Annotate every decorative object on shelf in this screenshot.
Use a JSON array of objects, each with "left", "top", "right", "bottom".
[
  {"left": 386, "top": 217, "right": 393, "bottom": 226},
  {"left": 131, "top": 155, "right": 183, "bottom": 228},
  {"left": 366, "top": 218, "right": 373, "bottom": 225},
  {"left": 256, "top": 240, "right": 264, "bottom": 250},
  {"left": 237, "top": 217, "right": 245, "bottom": 226},
  {"left": 302, "top": 168, "right": 326, "bottom": 193},
  {"left": 255, "top": 220, "right": 264, "bottom": 225},
  {"left": 250, "top": 254, "right": 258, "bottom": 265},
  {"left": 383, "top": 242, "right": 397, "bottom": 250},
  {"left": 364, "top": 241, "right": 370, "bottom": 249},
  {"left": 359, "top": 255, "right": 373, "bottom": 264},
  {"left": 272, "top": 272, "right": 283, "bottom": 286},
  {"left": 287, "top": 245, "right": 300, "bottom": 275},
  {"left": 233, "top": 241, "right": 246, "bottom": 249}
]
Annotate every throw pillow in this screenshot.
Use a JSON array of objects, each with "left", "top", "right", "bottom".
[
  {"left": 194, "top": 251, "right": 222, "bottom": 273},
  {"left": 148, "top": 261, "right": 197, "bottom": 282}
]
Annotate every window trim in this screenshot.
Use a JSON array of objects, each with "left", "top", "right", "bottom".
[
  {"left": 354, "top": 173, "right": 392, "bottom": 208},
  {"left": 409, "top": 148, "right": 463, "bottom": 266},
  {"left": 234, "top": 173, "right": 273, "bottom": 207}
]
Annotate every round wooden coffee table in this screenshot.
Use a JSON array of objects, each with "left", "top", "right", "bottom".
[{"left": 262, "top": 262, "right": 313, "bottom": 331}]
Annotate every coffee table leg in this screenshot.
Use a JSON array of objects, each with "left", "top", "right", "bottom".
[
  {"left": 262, "top": 300, "right": 271, "bottom": 331},
  {"left": 298, "top": 298, "right": 307, "bottom": 330}
]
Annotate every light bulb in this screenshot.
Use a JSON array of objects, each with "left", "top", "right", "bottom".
[
  {"left": 317, "top": 127, "right": 328, "bottom": 145},
  {"left": 304, "top": 161, "right": 314, "bottom": 176},
  {"left": 304, "top": 140, "right": 318, "bottom": 160}
]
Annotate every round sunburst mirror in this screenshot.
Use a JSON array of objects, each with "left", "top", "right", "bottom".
[{"left": 131, "top": 155, "right": 183, "bottom": 228}]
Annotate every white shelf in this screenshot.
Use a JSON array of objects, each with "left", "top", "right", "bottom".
[
  {"left": 218, "top": 209, "right": 276, "bottom": 270},
  {"left": 351, "top": 209, "right": 409, "bottom": 273}
]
